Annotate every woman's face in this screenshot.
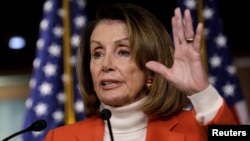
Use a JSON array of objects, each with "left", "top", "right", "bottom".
[{"left": 90, "top": 20, "right": 146, "bottom": 107}]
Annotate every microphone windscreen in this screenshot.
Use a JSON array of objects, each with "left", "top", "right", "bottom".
[
  {"left": 29, "top": 119, "right": 47, "bottom": 131},
  {"left": 100, "top": 109, "right": 112, "bottom": 120}
]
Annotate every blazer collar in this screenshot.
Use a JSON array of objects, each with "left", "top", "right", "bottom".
[{"left": 82, "top": 115, "right": 186, "bottom": 141}]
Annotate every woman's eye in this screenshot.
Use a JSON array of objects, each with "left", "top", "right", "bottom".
[
  {"left": 118, "top": 50, "right": 130, "bottom": 56},
  {"left": 93, "top": 52, "right": 103, "bottom": 58}
]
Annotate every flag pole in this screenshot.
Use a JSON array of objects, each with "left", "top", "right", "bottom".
[
  {"left": 197, "top": 0, "right": 208, "bottom": 73},
  {"left": 62, "top": 0, "right": 76, "bottom": 124}
]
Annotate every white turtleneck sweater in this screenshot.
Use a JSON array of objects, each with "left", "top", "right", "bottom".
[
  {"left": 100, "top": 84, "right": 223, "bottom": 141},
  {"left": 100, "top": 96, "right": 148, "bottom": 141}
]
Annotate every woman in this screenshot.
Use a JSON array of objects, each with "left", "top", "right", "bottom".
[{"left": 44, "top": 3, "right": 236, "bottom": 141}]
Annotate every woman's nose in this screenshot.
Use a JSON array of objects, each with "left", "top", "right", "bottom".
[{"left": 101, "top": 55, "right": 114, "bottom": 72}]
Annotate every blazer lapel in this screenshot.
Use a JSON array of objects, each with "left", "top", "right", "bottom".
[
  {"left": 146, "top": 115, "right": 186, "bottom": 141},
  {"left": 75, "top": 117, "right": 104, "bottom": 141}
]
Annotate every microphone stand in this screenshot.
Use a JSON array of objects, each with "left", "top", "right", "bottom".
[
  {"left": 2, "top": 128, "right": 29, "bottom": 141},
  {"left": 106, "top": 118, "right": 114, "bottom": 141},
  {"left": 101, "top": 109, "right": 114, "bottom": 141},
  {"left": 1, "top": 120, "right": 47, "bottom": 141}
]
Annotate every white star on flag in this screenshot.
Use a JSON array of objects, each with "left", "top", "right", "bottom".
[
  {"left": 48, "top": 44, "right": 61, "bottom": 57},
  {"left": 39, "top": 82, "right": 53, "bottom": 96},
  {"left": 222, "top": 83, "right": 235, "bottom": 97},
  {"left": 209, "top": 54, "right": 222, "bottom": 68},
  {"left": 34, "top": 102, "right": 48, "bottom": 116},
  {"left": 215, "top": 34, "right": 227, "bottom": 47}
]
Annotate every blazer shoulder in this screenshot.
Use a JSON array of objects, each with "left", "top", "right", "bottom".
[
  {"left": 44, "top": 117, "right": 104, "bottom": 141},
  {"left": 54, "top": 116, "right": 103, "bottom": 132}
]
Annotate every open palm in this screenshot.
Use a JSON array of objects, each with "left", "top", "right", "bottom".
[{"left": 146, "top": 8, "right": 209, "bottom": 95}]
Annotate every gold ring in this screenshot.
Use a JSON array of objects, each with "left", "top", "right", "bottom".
[{"left": 186, "top": 38, "right": 194, "bottom": 43}]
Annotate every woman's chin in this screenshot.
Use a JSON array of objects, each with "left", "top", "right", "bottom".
[
  {"left": 102, "top": 97, "right": 126, "bottom": 107},
  {"left": 103, "top": 100, "right": 123, "bottom": 107}
]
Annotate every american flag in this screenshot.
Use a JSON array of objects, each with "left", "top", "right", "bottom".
[
  {"left": 178, "top": 0, "right": 249, "bottom": 124},
  {"left": 20, "top": 0, "right": 87, "bottom": 140}
]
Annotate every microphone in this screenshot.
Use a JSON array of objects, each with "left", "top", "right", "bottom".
[
  {"left": 100, "top": 109, "right": 114, "bottom": 141},
  {"left": 1, "top": 119, "right": 47, "bottom": 141}
]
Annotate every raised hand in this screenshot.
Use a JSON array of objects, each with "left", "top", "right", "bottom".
[{"left": 146, "top": 7, "right": 209, "bottom": 95}]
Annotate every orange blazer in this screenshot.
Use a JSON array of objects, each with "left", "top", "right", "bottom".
[{"left": 44, "top": 101, "right": 237, "bottom": 141}]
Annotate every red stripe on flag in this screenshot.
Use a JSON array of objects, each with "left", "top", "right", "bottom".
[{"left": 229, "top": 105, "right": 240, "bottom": 124}]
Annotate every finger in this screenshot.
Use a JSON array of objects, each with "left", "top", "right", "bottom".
[
  {"left": 172, "top": 16, "right": 180, "bottom": 46},
  {"left": 183, "top": 9, "right": 194, "bottom": 40},
  {"left": 193, "top": 23, "right": 204, "bottom": 52},
  {"left": 174, "top": 7, "right": 185, "bottom": 43}
]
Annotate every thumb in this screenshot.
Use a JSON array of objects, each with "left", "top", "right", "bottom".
[{"left": 145, "top": 61, "right": 170, "bottom": 79}]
